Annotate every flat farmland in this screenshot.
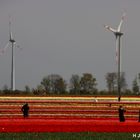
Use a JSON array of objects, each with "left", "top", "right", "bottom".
[{"left": 0, "top": 96, "right": 140, "bottom": 132}]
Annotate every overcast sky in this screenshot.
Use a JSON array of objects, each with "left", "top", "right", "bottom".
[{"left": 0, "top": 0, "right": 140, "bottom": 90}]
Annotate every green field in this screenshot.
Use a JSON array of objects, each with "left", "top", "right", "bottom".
[{"left": 0, "top": 132, "right": 137, "bottom": 140}]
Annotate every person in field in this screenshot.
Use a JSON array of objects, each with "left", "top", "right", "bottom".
[
  {"left": 118, "top": 106, "right": 126, "bottom": 122},
  {"left": 94, "top": 97, "right": 98, "bottom": 102},
  {"left": 21, "top": 103, "right": 29, "bottom": 118}
]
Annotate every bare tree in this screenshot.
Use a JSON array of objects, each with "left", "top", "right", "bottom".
[
  {"left": 69, "top": 74, "right": 80, "bottom": 94},
  {"left": 41, "top": 74, "right": 67, "bottom": 94},
  {"left": 105, "top": 72, "right": 127, "bottom": 92},
  {"left": 105, "top": 72, "right": 117, "bottom": 92},
  {"left": 80, "top": 73, "right": 97, "bottom": 94},
  {"left": 132, "top": 76, "right": 139, "bottom": 94},
  {"left": 24, "top": 85, "right": 31, "bottom": 93}
]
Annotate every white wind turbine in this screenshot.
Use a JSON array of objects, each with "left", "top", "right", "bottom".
[
  {"left": 0, "top": 17, "right": 20, "bottom": 91},
  {"left": 104, "top": 13, "right": 126, "bottom": 101}
]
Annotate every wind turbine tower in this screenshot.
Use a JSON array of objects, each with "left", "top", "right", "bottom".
[
  {"left": 104, "top": 13, "right": 126, "bottom": 101},
  {"left": 0, "top": 17, "right": 20, "bottom": 91},
  {"left": 9, "top": 18, "right": 16, "bottom": 91}
]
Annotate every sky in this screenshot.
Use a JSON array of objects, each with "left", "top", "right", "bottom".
[{"left": 0, "top": 0, "right": 140, "bottom": 90}]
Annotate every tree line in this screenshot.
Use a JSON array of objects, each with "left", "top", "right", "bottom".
[
  {"left": 1, "top": 72, "right": 140, "bottom": 95},
  {"left": 33, "top": 73, "right": 97, "bottom": 95}
]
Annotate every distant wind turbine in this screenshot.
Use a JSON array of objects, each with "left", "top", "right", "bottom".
[
  {"left": 0, "top": 17, "right": 20, "bottom": 91},
  {"left": 104, "top": 13, "right": 126, "bottom": 101}
]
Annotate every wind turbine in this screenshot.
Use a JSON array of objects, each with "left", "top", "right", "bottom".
[
  {"left": 0, "top": 17, "right": 20, "bottom": 91},
  {"left": 104, "top": 13, "right": 126, "bottom": 101},
  {"left": 9, "top": 17, "right": 16, "bottom": 91}
]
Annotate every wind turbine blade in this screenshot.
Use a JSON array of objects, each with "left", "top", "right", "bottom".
[
  {"left": 117, "top": 13, "right": 126, "bottom": 32},
  {"left": 9, "top": 16, "right": 13, "bottom": 41},
  {"left": 0, "top": 43, "right": 10, "bottom": 55},
  {"left": 15, "top": 42, "right": 22, "bottom": 50},
  {"left": 104, "top": 25, "right": 117, "bottom": 33}
]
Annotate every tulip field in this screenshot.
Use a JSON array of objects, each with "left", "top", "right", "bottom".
[{"left": 0, "top": 96, "right": 140, "bottom": 139}]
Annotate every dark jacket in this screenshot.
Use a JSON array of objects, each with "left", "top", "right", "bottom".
[
  {"left": 21, "top": 103, "right": 29, "bottom": 117},
  {"left": 118, "top": 106, "right": 126, "bottom": 122}
]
